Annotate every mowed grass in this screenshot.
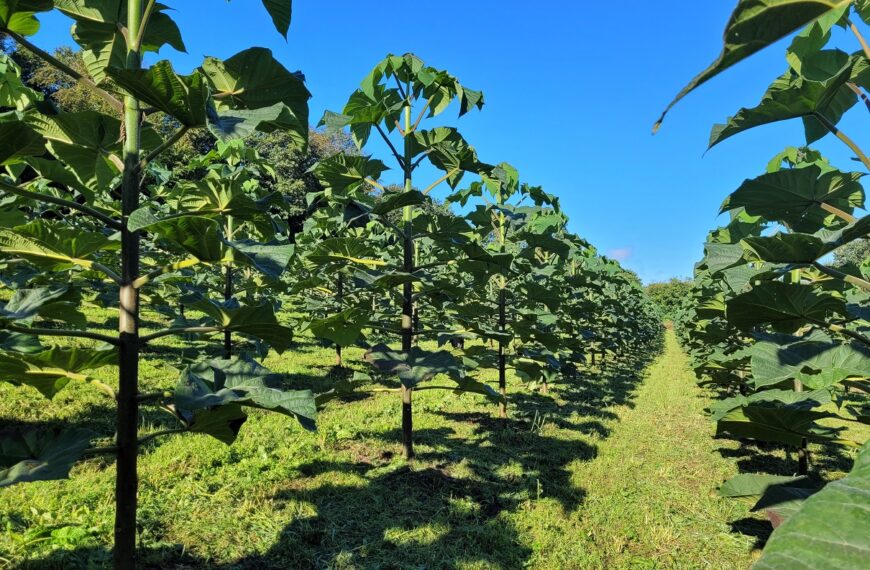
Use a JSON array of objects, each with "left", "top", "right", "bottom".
[{"left": 2, "top": 316, "right": 854, "bottom": 569}]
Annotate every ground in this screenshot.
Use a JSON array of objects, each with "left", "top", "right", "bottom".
[{"left": 1, "top": 326, "right": 855, "bottom": 569}]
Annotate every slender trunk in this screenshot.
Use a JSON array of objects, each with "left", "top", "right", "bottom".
[
  {"left": 498, "top": 287, "right": 507, "bottom": 419},
  {"left": 412, "top": 307, "right": 420, "bottom": 346},
  {"left": 223, "top": 216, "right": 234, "bottom": 359},
  {"left": 795, "top": 378, "right": 809, "bottom": 475},
  {"left": 115, "top": 1, "right": 143, "bottom": 567},
  {"left": 223, "top": 264, "right": 232, "bottom": 359},
  {"left": 790, "top": 270, "right": 809, "bottom": 475},
  {"left": 400, "top": 104, "right": 414, "bottom": 460},
  {"left": 336, "top": 273, "right": 343, "bottom": 367}
]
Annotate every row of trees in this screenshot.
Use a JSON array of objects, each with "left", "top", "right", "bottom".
[
  {"left": 0, "top": 2, "right": 661, "bottom": 567},
  {"left": 659, "top": 2, "right": 869, "bottom": 568}
]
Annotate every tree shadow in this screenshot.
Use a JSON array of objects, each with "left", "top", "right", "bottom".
[{"left": 18, "top": 340, "right": 665, "bottom": 568}]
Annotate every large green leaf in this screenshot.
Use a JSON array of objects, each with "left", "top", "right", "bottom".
[
  {"left": 719, "top": 473, "right": 811, "bottom": 498},
  {"left": 0, "top": 223, "right": 114, "bottom": 272},
  {"left": 202, "top": 47, "right": 309, "bottom": 148},
  {"left": 27, "top": 111, "right": 124, "bottom": 191},
  {"left": 709, "top": 51, "right": 857, "bottom": 148},
  {"left": 0, "top": 285, "right": 77, "bottom": 324},
  {"left": 655, "top": 0, "right": 852, "bottom": 130},
  {"left": 260, "top": 0, "right": 291, "bottom": 38},
  {"left": 709, "top": 388, "right": 832, "bottom": 421},
  {"left": 0, "top": 426, "right": 92, "bottom": 487},
  {"left": 717, "top": 405, "right": 851, "bottom": 446},
  {"left": 311, "top": 154, "right": 388, "bottom": 198},
  {"left": 186, "top": 356, "right": 316, "bottom": 430},
  {"left": 726, "top": 281, "right": 845, "bottom": 332},
  {"left": 0, "top": 0, "right": 53, "bottom": 36},
  {"left": 701, "top": 242, "right": 748, "bottom": 274},
  {"left": 722, "top": 165, "right": 863, "bottom": 233},
  {"left": 751, "top": 338, "right": 870, "bottom": 389},
  {"left": 206, "top": 102, "right": 302, "bottom": 144},
  {"left": 108, "top": 61, "right": 208, "bottom": 127},
  {"left": 365, "top": 344, "right": 463, "bottom": 388},
  {"left": 56, "top": 0, "right": 186, "bottom": 83},
  {"left": 0, "top": 346, "right": 116, "bottom": 398},
  {"left": 186, "top": 296, "right": 293, "bottom": 353},
  {"left": 754, "top": 441, "right": 870, "bottom": 569},
  {"left": 308, "top": 308, "right": 367, "bottom": 348},
  {"left": 738, "top": 216, "right": 870, "bottom": 263},
  {"left": 173, "top": 370, "right": 248, "bottom": 445},
  {"left": 409, "top": 128, "right": 481, "bottom": 188},
  {"left": 306, "top": 237, "right": 385, "bottom": 268},
  {"left": 0, "top": 121, "right": 43, "bottom": 164},
  {"left": 137, "top": 215, "right": 224, "bottom": 262},
  {"left": 225, "top": 239, "right": 294, "bottom": 280}
]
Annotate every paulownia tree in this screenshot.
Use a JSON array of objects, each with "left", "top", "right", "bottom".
[
  {"left": 312, "top": 53, "right": 496, "bottom": 458},
  {"left": 447, "top": 163, "right": 572, "bottom": 414},
  {"left": 0, "top": 1, "right": 314, "bottom": 567}
]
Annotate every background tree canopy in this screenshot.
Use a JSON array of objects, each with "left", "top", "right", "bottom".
[{"left": 645, "top": 278, "right": 692, "bottom": 320}]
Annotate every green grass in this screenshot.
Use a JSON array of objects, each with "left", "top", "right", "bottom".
[{"left": 0, "top": 324, "right": 857, "bottom": 569}]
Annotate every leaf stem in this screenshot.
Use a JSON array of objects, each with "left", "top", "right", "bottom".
[
  {"left": 422, "top": 168, "right": 459, "bottom": 195},
  {"left": 92, "top": 262, "right": 124, "bottom": 285},
  {"left": 849, "top": 20, "right": 870, "bottom": 61},
  {"left": 812, "top": 262, "right": 870, "bottom": 292},
  {"left": 132, "top": 0, "right": 157, "bottom": 51},
  {"left": 140, "top": 126, "right": 189, "bottom": 168},
  {"left": 411, "top": 96, "right": 432, "bottom": 132},
  {"left": 6, "top": 30, "right": 123, "bottom": 112},
  {"left": 825, "top": 323, "right": 870, "bottom": 347},
  {"left": 132, "top": 257, "right": 201, "bottom": 289},
  {"left": 3, "top": 324, "right": 120, "bottom": 345},
  {"left": 140, "top": 326, "right": 222, "bottom": 343},
  {"left": 375, "top": 123, "right": 405, "bottom": 169},
  {"left": 813, "top": 112, "right": 870, "bottom": 171},
  {"left": 818, "top": 201, "right": 857, "bottom": 223},
  {"left": 0, "top": 180, "right": 122, "bottom": 229},
  {"left": 137, "top": 427, "right": 187, "bottom": 446},
  {"left": 365, "top": 177, "right": 386, "bottom": 192}
]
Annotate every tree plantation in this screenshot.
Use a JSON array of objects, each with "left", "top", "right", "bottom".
[{"left": 0, "top": 1, "right": 867, "bottom": 569}]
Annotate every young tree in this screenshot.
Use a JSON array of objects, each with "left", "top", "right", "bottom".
[{"left": 0, "top": 2, "right": 315, "bottom": 566}]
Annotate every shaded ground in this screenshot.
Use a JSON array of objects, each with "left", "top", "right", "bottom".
[{"left": 0, "top": 330, "right": 767, "bottom": 569}]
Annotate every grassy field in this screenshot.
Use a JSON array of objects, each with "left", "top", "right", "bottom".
[{"left": 0, "top": 322, "right": 859, "bottom": 569}]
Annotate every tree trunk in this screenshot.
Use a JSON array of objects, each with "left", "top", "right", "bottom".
[
  {"left": 400, "top": 104, "right": 414, "bottom": 460},
  {"left": 115, "top": 1, "right": 143, "bottom": 566},
  {"left": 498, "top": 288, "right": 507, "bottom": 419},
  {"left": 223, "top": 264, "right": 232, "bottom": 359},
  {"left": 795, "top": 378, "right": 809, "bottom": 475},
  {"left": 335, "top": 273, "right": 344, "bottom": 367}
]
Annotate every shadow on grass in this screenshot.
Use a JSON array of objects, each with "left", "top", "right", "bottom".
[{"left": 18, "top": 338, "right": 663, "bottom": 569}]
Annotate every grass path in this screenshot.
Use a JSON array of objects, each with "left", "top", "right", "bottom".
[
  {"left": 0, "top": 329, "right": 763, "bottom": 569},
  {"left": 534, "top": 330, "right": 759, "bottom": 569}
]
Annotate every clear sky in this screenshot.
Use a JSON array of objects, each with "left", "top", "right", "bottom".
[{"left": 31, "top": 1, "right": 869, "bottom": 283}]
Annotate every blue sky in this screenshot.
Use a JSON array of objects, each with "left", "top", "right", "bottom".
[{"left": 32, "top": 1, "right": 869, "bottom": 283}]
